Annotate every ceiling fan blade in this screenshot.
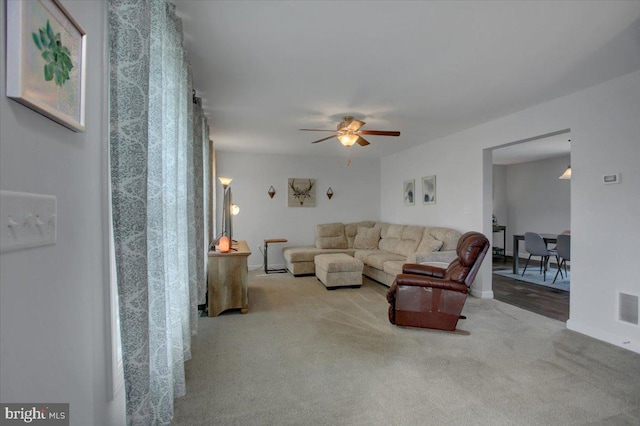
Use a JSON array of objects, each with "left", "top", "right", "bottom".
[
  {"left": 311, "top": 134, "right": 337, "bottom": 144},
  {"left": 360, "top": 130, "right": 401, "bottom": 136},
  {"left": 356, "top": 136, "right": 370, "bottom": 146},
  {"left": 299, "top": 129, "right": 335, "bottom": 132}
]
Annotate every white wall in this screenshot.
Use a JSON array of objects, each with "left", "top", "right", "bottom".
[
  {"left": 215, "top": 152, "right": 381, "bottom": 269},
  {"left": 0, "top": 1, "right": 126, "bottom": 424},
  {"left": 493, "top": 155, "right": 571, "bottom": 255},
  {"left": 381, "top": 70, "right": 640, "bottom": 353}
]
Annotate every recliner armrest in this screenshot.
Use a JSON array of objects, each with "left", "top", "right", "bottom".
[
  {"left": 401, "top": 263, "right": 446, "bottom": 278},
  {"left": 395, "top": 274, "right": 469, "bottom": 293}
]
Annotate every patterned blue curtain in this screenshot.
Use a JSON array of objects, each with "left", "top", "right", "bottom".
[
  {"left": 109, "top": 0, "right": 209, "bottom": 423},
  {"left": 193, "top": 95, "right": 209, "bottom": 306}
]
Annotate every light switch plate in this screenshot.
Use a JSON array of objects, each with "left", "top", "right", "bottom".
[{"left": 0, "top": 190, "right": 57, "bottom": 253}]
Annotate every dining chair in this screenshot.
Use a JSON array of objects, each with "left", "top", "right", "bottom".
[
  {"left": 550, "top": 229, "right": 570, "bottom": 250},
  {"left": 522, "top": 232, "right": 556, "bottom": 281},
  {"left": 553, "top": 234, "right": 571, "bottom": 284}
]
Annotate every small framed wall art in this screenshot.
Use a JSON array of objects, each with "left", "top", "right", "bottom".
[
  {"left": 288, "top": 178, "right": 316, "bottom": 207},
  {"left": 403, "top": 179, "right": 415, "bottom": 205},
  {"left": 422, "top": 175, "right": 436, "bottom": 204},
  {"left": 6, "top": 0, "right": 87, "bottom": 132}
]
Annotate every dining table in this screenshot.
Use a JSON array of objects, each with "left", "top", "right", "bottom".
[{"left": 512, "top": 233, "right": 558, "bottom": 274}]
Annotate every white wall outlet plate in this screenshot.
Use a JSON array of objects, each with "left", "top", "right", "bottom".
[{"left": 0, "top": 190, "right": 57, "bottom": 253}]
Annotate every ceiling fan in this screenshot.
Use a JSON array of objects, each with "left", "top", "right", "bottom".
[{"left": 300, "top": 116, "right": 400, "bottom": 147}]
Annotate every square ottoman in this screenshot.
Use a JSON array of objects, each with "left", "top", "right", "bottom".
[{"left": 315, "top": 253, "right": 364, "bottom": 289}]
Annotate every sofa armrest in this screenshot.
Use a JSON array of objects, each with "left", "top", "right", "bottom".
[{"left": 411, "top": 250, "right": 457, "bottom": 265}]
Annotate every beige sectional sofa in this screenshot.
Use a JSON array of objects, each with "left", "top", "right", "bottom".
[{"left": 283, "top": 221, "right": 462, "bottom": 286}]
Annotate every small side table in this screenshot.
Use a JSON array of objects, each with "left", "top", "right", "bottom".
[
  {"left": 208, "top": 240, "right": 251, "bottom": 317},
  {"left": 492, "top": 225, "right": 507, "bottom": 263},
  {"left": 264, "top": 238, "right": 288, "bottom": 274}
]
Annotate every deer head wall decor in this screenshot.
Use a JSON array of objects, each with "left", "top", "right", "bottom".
[{"left": 288, "top": 178, "right": 316, "bottom": 207}]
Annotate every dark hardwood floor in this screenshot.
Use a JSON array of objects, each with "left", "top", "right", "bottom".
[{"left": 491, "top": 255, "right": 570, "bottom": 322}]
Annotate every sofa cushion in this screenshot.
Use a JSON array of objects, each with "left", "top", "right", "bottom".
[
  {"left": 428, "top": 227, "right": 461, "bottom": 251},
  {"left": 315, "top": 223, "right": 347, "bottom": 249},
  {"left": 353, "top": 226, "right": 381, "bottom": 249},
  {"left": 382, "top": 260, "right": 405, "bottom": 277},
  {"left": 378, "top": 224, "right": 404, "bottom": 254},
  {"left": 363, "top": 252, "right": 406, "bottom": 270},
  {"left": 345, "top": 221, "right": 376, "bottom": 248},
  {"left": 416, "top": 230, "right": 444, "bottom": 253},
  {"left": 354, "top": 249, "right": 379, "bottom": 263},
  {"left": 399, "top": 225, "right": 425, "bottom": 251},
  {"left": 383, "top": 224, "right": 404, "bottom": 239},
  {"left": 378, "top": 225, "right": 423, "bottom": 257}
]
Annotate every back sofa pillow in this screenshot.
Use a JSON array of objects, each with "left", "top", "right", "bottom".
[
  {"left": 416, "top": 230, "right": 444, "bottom": 253},
  {"left": 315, "top": 223, "right": 347, "bottom": 249},
  {"left": 353, "top": 226, "right": 381, "bottom": 249},
  {"left": 428, "top": 227, "right": 462, "bottom": 251},
  {"left": 345, "top": 221, "right": 376, "bottom": 248}
]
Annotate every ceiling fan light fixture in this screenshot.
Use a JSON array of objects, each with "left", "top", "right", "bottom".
[
  {"left": 302, "top": 116, "right": 400, "bottom": 147},
  {"left": 337, "top": 133, "right": 359, "bottom": 147}
]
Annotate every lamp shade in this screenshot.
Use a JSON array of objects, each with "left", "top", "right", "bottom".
[
  {"left": 218, "top": 177, "right": 233, "bottom": 187},
  {"left": 558, "top": 166, "right": 571, "bottom": 179},
  {"left": 219, "top": 236, "right": 231, "bottom": 253},
  {"left": 231, "top": 204, "right": 240, "bottom": 215}
]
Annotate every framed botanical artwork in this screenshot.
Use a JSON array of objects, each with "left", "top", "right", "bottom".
[
  {"left": 422, "top": 175, "right": 436, "bottom": 204},
  {"left": 6, "top": 0, "right": 87, "bottom": 132},
  {"left": 288, "top": 178, "right": 316, "bottom": 207},
  {"left": 403, "top": 179, "right": 415, "bottom": 206}
]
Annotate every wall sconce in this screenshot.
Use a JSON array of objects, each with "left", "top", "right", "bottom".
[
  {"left": 558, "top": 165, "right": 571, "bottom": 179},
  {"left": 326, "top": 187, "right": 333, "bottom": 199},
  {"left": 231, "top": 204, "right": 240, "bottom": 215},
  {"left": 268, "top": 186, "right": 276, "bottom": 198}
]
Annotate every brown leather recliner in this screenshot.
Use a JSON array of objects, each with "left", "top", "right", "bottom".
[{"left": 386, "top": 231, "right": 490, "bottom": 331}]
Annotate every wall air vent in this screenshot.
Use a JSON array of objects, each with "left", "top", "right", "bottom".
[{"left": 619, "top": 293, "right": 639, "bottom": 325}]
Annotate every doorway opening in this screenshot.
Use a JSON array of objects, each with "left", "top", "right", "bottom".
[{"left": 484, "top": 129, "right": 571, "bottom": 321}]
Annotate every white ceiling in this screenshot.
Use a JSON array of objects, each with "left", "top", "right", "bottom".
[{"left": 173, "top": 0, "right": 640, "bottom": 159}]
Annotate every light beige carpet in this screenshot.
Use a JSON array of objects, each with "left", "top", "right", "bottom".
[{"left": 172, "top": 271, "right": 640, "bottom": 425}]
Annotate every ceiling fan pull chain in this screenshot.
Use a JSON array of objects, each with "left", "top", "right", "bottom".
[{"left": 347, "top": 146, "right": 352, "bottom": 166}]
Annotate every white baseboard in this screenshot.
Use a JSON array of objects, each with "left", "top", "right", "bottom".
[
  {"left": 566, "top": 319, "right": 640, "bottom": 355},
  {"left": 471, "top": 288, "right": 494, "bottom": 299}
]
